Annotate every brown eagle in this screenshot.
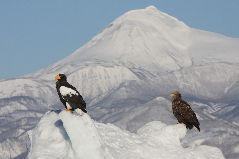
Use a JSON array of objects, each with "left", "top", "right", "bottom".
[{"left": 170, "top": 91, "right": 200, "bottom": 131}]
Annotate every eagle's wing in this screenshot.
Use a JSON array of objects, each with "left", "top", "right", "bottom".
[
  {"left": 63, "top": 94, "right": 86, "bottom": 109},
  {"left": 178, "top": 101, "right": 197, "bottom": 120},
  {"left": 178, "top": 100, "right": 200, "bottom": 130},
  {"left": 59, "top": 85, "right": 86, "bottom": 110}
]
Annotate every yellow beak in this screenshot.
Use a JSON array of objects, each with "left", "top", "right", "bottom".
[{"left": 55, "top": 74, "right": 61, "bottom": 80}]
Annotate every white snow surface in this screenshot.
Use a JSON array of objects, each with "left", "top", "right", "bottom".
[
  {"left": 28, "top": 111, "right": 224, "bottom": 159},
  {"left": 1, "top": 5, "right": 239, "bottom": 159},
  {"left": 29, "top": 111, "right": 105, "bottom": 159}
]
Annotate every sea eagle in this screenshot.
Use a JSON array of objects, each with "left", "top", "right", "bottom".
[
  {"left": 55, "top": 73, "right": 87, "bottom": 113},
  {"left": 170, "top": 91, "right": 200, "bottom": 131}
]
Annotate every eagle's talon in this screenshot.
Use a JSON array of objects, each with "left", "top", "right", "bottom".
[{"left": 65, "top": 109, "right": 73, "bottom": 112}]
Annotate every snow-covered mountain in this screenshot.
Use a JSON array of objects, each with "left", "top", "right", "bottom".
[{"left": 1, "top": 5, "right": 239, "bottom": 159}]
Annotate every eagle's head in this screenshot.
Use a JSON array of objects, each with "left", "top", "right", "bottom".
[
  {"left": 54, "top": 73, "right": 67, "bottom": 82},
  {"left": 170, "top": 91, "right": 181, "bottom": 100}
]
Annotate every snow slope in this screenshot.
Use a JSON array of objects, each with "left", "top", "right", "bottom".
[
  {"left": 33, "top": 6, "right": 239, "bottom": 76},
  {"left": 1, "top": 5, "right": 239, "bottom": 159},
  {"left": 29, "top": 111, "right": 225, "bottom": 159}
]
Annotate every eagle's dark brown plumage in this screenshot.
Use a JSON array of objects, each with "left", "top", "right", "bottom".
[{"left": 170, "top": 91, "right": 200, "bottom": 131}]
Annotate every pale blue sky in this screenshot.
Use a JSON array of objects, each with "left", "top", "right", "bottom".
[{"left": 1, "top": 0, "right": 239, "bottom": 79}]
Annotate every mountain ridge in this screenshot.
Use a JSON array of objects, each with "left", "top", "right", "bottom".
[{"left": 29, "top": 5, "right": 239, "bottom": 79}]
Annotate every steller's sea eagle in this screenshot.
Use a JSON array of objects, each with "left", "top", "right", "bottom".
[{"left": 55, "top": 73, "right": 87, "bottom": 113}]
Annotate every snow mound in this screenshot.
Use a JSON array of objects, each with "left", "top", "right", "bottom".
[
  {"left": 58, "top": 111, "right": 105, "bottom": 159},
  {"left": 28, "top": 111, "right": 225, "bottom": 159},
  {"left": 28, "top": 111, "right": 107, "bottom": 159}
]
